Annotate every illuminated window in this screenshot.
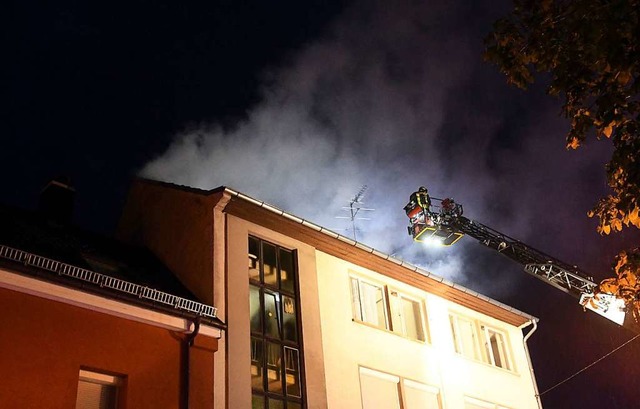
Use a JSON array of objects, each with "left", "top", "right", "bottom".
[
  {"left": 450, "top": 313, "right": 514, "bottom": 371},
  {"left": 75, "top": 369, "right": 123, "bottom": 409},
  {"left": 359, "top": 367, "right": 441, "bottom": 409},
  {"left": 390, "top": 291, "right": 425, "bottom": 341},
  {"left": 481, "top": 325, "right": 512, "bottom": 371},
  {"left": 249, "top": 236, "right": 303, "bottom": 408},
  {"left": 350, "top": 277, "right": 389, "bottom": 330},
  {"left": 350, "top": 276, "right": 427, "bottom": 342},
  {"left": 449, "top": 314, "right": 482, "bottom": 361}
]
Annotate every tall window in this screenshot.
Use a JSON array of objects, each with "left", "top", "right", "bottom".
[
  {"left": 350, "top": 276, "right": 426, "bottom": 342},
  {"left": 359, "top": 367, "right": 441, "bottom": 409},
  {"left": 249, "top": 236, "right": 303, "bottom": 409},
  {"left": 450, "top": 313, "right": 514, "bottom": 371},
  {"left": 481, "top": 325, "right": 512, "bottom": 371},
  {"left": 75, "top": 369, "right": 123, "bottom": 409}
]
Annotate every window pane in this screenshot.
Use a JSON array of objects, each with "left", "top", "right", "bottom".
[
  {"left": 282, "top": 296, "right": 298, "bottom": 342},
  {"left": 391, "top": 294, "right": 424, "bottom": 341},
  {"left": 280, "top": 249, "right": 295, "bottom": 293},
  {"left": 263, "top": 242, "right": 278, "bottom": 286},
  {"left": 486, "top": 329, "right": 511, "bottom": 370},
  {"left": 284, "top": 347, "right": 301, "bottom": 397},
  {"left": 264, "top": 292, "right": 281, "bottom": 339},
  {"left": 360, "top": 282, "right": 387, "bottom": 329},
  {"left": 266, "top": 342, "right": 283, "bottom": 393},
  {"left": 359, "top": 368, "right": 400, "bottom": 409},
  {"left": 288, "top": 403, "right": 302, "bottom": 409},
  {"left": 268, "top": 398, "right": 284, "bottom": 409},
  {"left": 402, "top": 298, "right": 424, "bottom": 341},
  {"left": 252, "top": 394, "right": 265, "bottom": 409},
  {"left": 250, "top": 285, "right": 262, "bottom": 333},
  {"left": 451, "top": 315, "right": 479, "bottom": 360},
  {"left": 76, "top": 381, "right": 117, "bottom": 409},
  {"left": 249, "top": 237, "right": 260, "bottom": 281},
  {"left": 251, "top": 338, "right": 264, "bottom": 391},
  {"left": 350, "top": 278, "right": 363, "bottom": 321},
  {"left": 404, "top": 381, "right": 440, "bottom": 409}
]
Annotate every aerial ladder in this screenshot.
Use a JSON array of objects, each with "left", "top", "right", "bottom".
[{"left": 404, "top": 192, "right": 628, "bottom": 327}]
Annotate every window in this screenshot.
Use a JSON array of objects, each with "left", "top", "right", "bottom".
[
  {"left": 75, "top": 369, "right": 123, "bottom": 409},
  {"left": 449, "top": 313, "right": 514, "bottom": 371},
  {"left": 359, "top": 367, "right": 441, "bottom": 409},
  {"left": 351, "top": 276, "right": 427, "bottom": 342},
  {"left": 481, "top": 325, "right": 512, "bottom": 371},
  {"left": 249, "top": 236, "right": 303, "bottom": 409},
  {"left": 351, "top": 277, "right": 389, "bottom": 330},
  {"left": 450, "top": 314, "right": 481, "bottom": 361},
  {"left": 390, "top": 291, "right": 425, "bottom": 341}
]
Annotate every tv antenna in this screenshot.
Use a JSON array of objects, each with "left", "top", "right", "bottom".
[{"left": 335, "top": 185, "right": 375, "bottom": 241}]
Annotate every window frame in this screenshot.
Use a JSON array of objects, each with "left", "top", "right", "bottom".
[
  {"left": 249, "top": 235, "right": 305, "bottom": 409},
  {"left": 350, "top": 274, "right": 428, "bottom": 343},
  {"left": 389, "top": 289, "right": 427, "bottom": 342},
  {"left": 75, "top": 369, "right": 124, "bottom": 409},
  {"left": 449, "top": 312, "right": 516, "bottom": 372},
  {"left": 359, "top": 367, "right": 442, "bottom": 409},
  {"left": 480, "top": 324, "right": 514, "bottom": 371}
]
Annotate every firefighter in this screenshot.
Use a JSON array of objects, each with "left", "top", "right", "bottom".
[{"left": 412, "top": 186, "right": 431, "bottom": 213}]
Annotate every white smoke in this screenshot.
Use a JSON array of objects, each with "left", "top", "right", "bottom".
[{"left": 141, "top": 0, "right": 617, "bottom": 293}]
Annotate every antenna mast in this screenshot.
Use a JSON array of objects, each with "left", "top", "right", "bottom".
[{"left": 335, "top": 185, "right": 375, "bottom": 241}]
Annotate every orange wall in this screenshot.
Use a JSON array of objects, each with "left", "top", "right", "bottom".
[
  {"left": 117, "top": 180, "right": 221, "bottom": 305},
  {"left": 0, "top": 287, "right": 216, "bottom": 409}
]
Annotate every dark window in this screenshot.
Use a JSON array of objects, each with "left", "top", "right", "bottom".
[{"left": 249, "top": 236, "right": 304, "bottom": 408}]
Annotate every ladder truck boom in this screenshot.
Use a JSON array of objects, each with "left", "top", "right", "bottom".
[{"left": 404, "top": 192, "right": 626, "bottom": 326}]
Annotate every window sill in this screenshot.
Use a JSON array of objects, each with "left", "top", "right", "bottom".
[
  {"left": 351, "top": 318, "right": 429, "bottom": 345},
  {"left": 452, "top": 352, "right": 519, "bottom": 376}
]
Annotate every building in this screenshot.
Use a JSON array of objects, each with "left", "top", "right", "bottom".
[
  {"left": 0, "top": 179, "right": 222, "bottom": 409},
  {"left": 117, "top": 178, "right": 541, "bottom": 409}
]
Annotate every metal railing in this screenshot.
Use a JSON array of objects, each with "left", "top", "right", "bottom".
[{"left": 0, "top": 244, "right": 217, "bottom": 319}]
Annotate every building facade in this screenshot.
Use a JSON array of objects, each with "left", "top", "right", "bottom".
[
  {"left": 0, "top": 181, "right": 222, "bottom": 409},
  {"left": 117, "top": 179, "right": 541, "bottom": 409}
]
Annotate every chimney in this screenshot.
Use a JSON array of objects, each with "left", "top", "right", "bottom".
[{"left": 38, "top": 177, "right": 76, "bottom": 224}]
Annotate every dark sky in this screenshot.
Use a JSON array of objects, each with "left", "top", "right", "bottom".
[{"left": 4, "top": 1, "right": 640, "bottom": 407}]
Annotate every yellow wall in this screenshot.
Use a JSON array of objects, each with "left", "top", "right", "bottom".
[{"left": 315, "top": 251, "right": 540, "bottom": 409}]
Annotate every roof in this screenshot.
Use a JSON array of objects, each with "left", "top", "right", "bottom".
[
  {"left": 0, "top": 203, "right": 222, "bottom": 326},
  {"left": 136, "top": 178, "right": 538, "bottom": 327}
]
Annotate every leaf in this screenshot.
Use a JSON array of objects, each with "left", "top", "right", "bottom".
[
  {"left": 566, "top": 137, "right": 581, "bottom": 150},
  {"left": 603, "top": 124, "right": 613, "bottom": 138}
]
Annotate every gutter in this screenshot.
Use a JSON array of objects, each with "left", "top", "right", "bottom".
[
  {"left": 224, "top": 187, "right": 537, "bottom": 323},
  {"left": 520, "top": 319, "right": 542, "bottom": 409}
]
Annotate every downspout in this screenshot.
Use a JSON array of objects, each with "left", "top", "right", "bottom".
[
  {"left": 183, "top": 317, "right": 201, "bottom": 409},
  {"left": 520, "top": 319, "right": 542, "bottom": 409}
]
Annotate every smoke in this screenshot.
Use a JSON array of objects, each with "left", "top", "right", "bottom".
[{"left": 141, "top": 0, "right": 615, "bottom": 293}]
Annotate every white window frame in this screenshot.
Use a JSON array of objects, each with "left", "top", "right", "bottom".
[
  {"left": 389, "top": 289, "right": 427, "bottom": 341},
  {"left": 449, "top": 313, "right": 482, "bottom": 361},
  {"left": 449, "top": 313, "right": 515, "bottom": 372},
  {"left": 350, "top": 276, "right": 390, "bottom": 330},
  {"left": 480, "top": 324, "right": 513, "bottom": 371},
  {"left": 350, "top": 275, "right": 428, "bottom": 342},
  {"left": 359, "top": 367, "right": 441, "bottom": 409}
]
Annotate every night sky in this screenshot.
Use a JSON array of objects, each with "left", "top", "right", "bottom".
[{"left": 4, "top": 1, "right": 640, "bottom": 407}]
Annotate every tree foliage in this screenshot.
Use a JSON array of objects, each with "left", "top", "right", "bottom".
[
  {"left": 600, "top": 248, "right": 640, "bottom": 321},
  {"left": 485, "top": 0, "right": 640, "bottom": 319},
  {"left": 485, "top": 0, "right": 639, "bottom": 234}
]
